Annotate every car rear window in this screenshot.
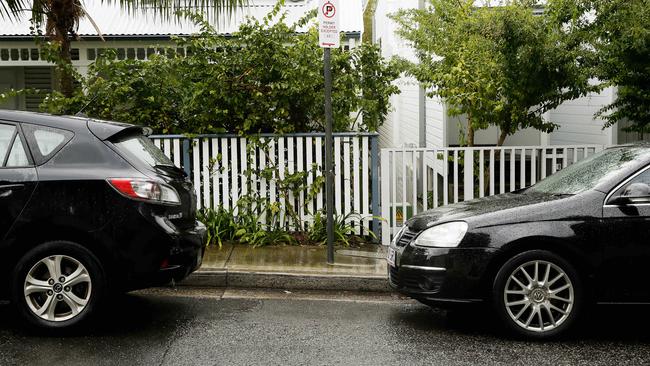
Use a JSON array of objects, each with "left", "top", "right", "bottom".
[{"left": 113, "top": 134, "right": 174, "bottom": 168}]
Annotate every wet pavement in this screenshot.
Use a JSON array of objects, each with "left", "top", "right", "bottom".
[
  {"left": 201, "top": 244, "right": 387, "bottom": 277},
  {"left": 1, "top": 287, "right": 650, "bottom": 365}
]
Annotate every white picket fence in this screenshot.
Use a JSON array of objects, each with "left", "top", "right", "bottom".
[
  {"left": 150, "top": 133, "right": 379, "bottom": 235},
  {"left": 380, "top": 145, "right": 603, "bottom": 245}
]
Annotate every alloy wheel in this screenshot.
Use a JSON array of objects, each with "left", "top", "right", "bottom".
[
  {"left": 503, "top": 260, "right": 574, "bottom": 333},
  {"left": 23, "top": 255, "right": 92, "bottom": 322}
]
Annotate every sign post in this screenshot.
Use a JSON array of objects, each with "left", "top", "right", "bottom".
[{"left": 318, "top": 0, "right": 339, "bottom": 265}]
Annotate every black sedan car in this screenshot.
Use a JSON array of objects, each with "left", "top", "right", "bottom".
[
  {"left": 388, "top": 143, "right": 650, "bottom": 338},
  {"left": 0, "top": 110, "right": 206, "bottom": 329}
]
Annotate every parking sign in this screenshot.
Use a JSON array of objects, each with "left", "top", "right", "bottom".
[{"left": 318, "top": 0, "right": 340, "bottom": 48}]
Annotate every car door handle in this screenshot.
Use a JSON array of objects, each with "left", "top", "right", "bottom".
[{"left": 0, "top": 184, "right": 24, "bottom": 198}]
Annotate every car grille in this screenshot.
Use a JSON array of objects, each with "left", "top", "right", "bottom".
[{"left": 396, "top": 229, "right": 417, "bottom": 247}]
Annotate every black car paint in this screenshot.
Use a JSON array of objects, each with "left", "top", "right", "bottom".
[
  {"left": 390, "top": 147, "right": 650, "bottom": 305},
  {"left": 0, "top": 110, "right": 206, "bottom": 299}
]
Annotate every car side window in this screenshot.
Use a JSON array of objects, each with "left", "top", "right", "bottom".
[
  {"left": 0, "top": 123, "right": 31, "bottom": 168},
  {"left": 0, "top": 124, "right": 15, "bottom": 164},
  {"left": 21, "top": 124, "right": 74, "bottom": 165},
  {"left": 5, "top": 135, "right": 29, "bottom": 167}
]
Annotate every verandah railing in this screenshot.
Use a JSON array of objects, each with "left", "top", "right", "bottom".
[
  {"left": 380, "top": 145, "right": 604, "bottom": 246},
  {"left": 148, "top": 133, "right": 381, "bottom": 236}
]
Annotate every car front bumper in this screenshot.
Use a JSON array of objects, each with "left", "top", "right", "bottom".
[{"left": 388, "top": 244, "right": 498, "bottom": 305}]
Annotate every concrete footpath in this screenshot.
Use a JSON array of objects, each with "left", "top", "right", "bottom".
[{"left": 182, "top": 244, "right": 391, "bottom": 292}]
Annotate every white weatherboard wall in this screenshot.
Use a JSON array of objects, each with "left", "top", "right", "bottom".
[
  {"left": 374, "top": 0, "right": 420, "bottom": 149},
  {"left": 549, "top": 86, "right": 617, "bottom": 146},
  {"left": 425, "top": 93, "right": 446, "bottom": 148}
]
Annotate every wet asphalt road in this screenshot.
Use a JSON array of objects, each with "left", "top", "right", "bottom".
[{"left": 1, "top": 287, "right": 650, "bottom": 366}]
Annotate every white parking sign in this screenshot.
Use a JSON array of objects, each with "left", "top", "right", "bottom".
[{"left": 318, "top": 0, "right": 340, "bottom": 48}]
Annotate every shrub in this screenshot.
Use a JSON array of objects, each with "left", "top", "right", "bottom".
[{"left": 39, "top": 2, "right": 401, "bottom": 134}]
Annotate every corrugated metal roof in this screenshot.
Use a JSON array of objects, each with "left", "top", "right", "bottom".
[{"left": 0, "top": 0, "right": 362, "bottom": 38}]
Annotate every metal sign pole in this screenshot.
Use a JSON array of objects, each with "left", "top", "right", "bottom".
[
  {"left": 319, "top": 0, "right": 339, "bottom": 265},
  {"left": 324, "top": 47, "right": 335, "bottom": 264}
]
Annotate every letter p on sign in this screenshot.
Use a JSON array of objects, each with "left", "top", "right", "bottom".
[{"left": 318, "top": 0, "right": 340, "bottom": 48}]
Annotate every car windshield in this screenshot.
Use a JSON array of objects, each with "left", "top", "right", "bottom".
[
  {"left": 526, "top": 147, "right": 650, "bottom": 195},
  {"left": 114, "top": 134, "right": 174, "bottom": 168}
]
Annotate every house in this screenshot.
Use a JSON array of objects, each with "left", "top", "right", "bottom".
[
  {"left": 0, "top": 0, "right": 363, "bottom": 111},
  {"left": 370, "top": 0, "right": 648, "bottom": 149}
]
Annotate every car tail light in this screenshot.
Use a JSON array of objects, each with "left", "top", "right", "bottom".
[{"left": 107, "top": 178, "right": 181, "bottom": 205}]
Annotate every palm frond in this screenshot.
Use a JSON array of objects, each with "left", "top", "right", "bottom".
[
  {"left": 101, "top": 0, "right": 250, "bottom": 22},
  {"left": 0, "top": 0, "right": 30, "bottom": 20}
]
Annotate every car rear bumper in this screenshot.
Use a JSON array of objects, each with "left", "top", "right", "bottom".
[{"left": 126, "top": 220, "right": 207, "bottom": 290}]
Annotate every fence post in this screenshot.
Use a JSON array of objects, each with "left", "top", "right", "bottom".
[
  {"left": 463, "top": 150, "right": 474, "bottom": 201},
  {"left": 182, "top": 139, "right": 191, "bottom": 178},
  {"left": 370, "top": 134, "right": 381, "bottom": 242},
  {"left": 380, "top": 149, "right": 391, "bottom": 246}
]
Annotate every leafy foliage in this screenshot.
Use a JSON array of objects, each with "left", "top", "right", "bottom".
[
  {"left": 39, "top": 4, "right": 400, "bottom": 134},
  {"left": 307, "top": 211, "right": 373, "bottom": 247},
  {"left": 590, "top": 0, "right": 650, "bottom": 133},
  {"left": 0, "top": 0, "right": 249, "bottom": 97},
  {"left": 392, "top": 0, "right": 597, "bottom": 146}
]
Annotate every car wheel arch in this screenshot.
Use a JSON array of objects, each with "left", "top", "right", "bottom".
[
  {"left": 2, "top": 224, "right": 118, "bottom": 290},
  {"left": 481, "top": 237, "right": 595, "bottom": 301}
]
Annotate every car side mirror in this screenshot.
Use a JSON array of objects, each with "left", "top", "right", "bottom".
[
  {"left": 609, "top": 183, "right": 650, "bottom": 205},
  {"left": 608, "top": 196, "right": 632, "bottom": 205}
]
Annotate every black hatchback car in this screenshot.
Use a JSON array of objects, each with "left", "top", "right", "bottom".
[
  {"left": 388, "top": 143, "right": 650, "bottom": 338},
  {"left": 0, "top": 110, "right": 206, "bottom": 329}
]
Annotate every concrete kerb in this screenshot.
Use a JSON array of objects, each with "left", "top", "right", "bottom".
[{"left": 180, "top": 270, "right": 391, "bottom": 292}]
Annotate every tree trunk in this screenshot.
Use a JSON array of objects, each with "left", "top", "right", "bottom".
[
  {"left": 48, "top": 0, "right": 77, "bottom": 98},
  {"left": 497, "top": 130, "right": 507, "bottom": 146},
  {"left": 57, "top": 35, "right": 74, "bottom": 98}
]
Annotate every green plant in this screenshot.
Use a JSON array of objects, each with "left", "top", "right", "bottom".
[
  {"left": 35, "top": 2, "right": 400, "bottom": 134},
  {"left": 308, "top": 211, "right": 374, "bottom": 247},
  {"left": 0, "top": 0, "right": 249, "bottom": 98},
  {"left": 197, "top": 207, "right": 239, "bottom": 248},
  {"left": 392, "top": 0, "right": 597, "bottom": 146}
]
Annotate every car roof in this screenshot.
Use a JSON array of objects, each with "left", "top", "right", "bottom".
[
  {"left": 0, "top": 109, "right": 139, "bottom": 139},
  {"left": 0, "top": 109, "right": 91, "bottom": 132}
]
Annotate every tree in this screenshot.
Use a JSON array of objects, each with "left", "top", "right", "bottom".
[
  {"left": 0, "top": 0, "right": 248, "bottom": 97},
  {"left": 590, "top": 0, "right": 650, "bottom": 134},
  {"left": 392, "top": 0, "right": 597, "bottom": 146},
  {"left": 37, "top": 9, "right": 400, "bottom": 134}
]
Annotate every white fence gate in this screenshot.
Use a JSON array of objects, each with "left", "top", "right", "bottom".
[
  {"left": 380, "top": 145, "right": 603, "bottom": 245},
  {"left": 149, "top": 133, "right": 380, "bottom": 235}
]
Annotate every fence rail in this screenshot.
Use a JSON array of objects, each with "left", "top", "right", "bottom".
[
  {"left": 149, "top": 133, "right": 380, "bottom": 235},
  {"left": 380, "top": 145, "right": 603, "bottom": 245}
]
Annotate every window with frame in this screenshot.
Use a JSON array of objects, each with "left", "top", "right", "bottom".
[
  {"left": 21, "top": 124, "right": 74, "bottom": 165},
  {"left": 0, "top": 123, "right": 30, "bottom": 168}
]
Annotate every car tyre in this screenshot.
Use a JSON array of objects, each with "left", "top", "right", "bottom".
[
  {"left": 492, "top": 250, "right": 582, "bottom": 339},
  {"left": 11, "top": 241, "right": 106, "bottom": 330}
]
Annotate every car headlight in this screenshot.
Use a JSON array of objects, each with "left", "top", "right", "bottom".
[{"left": 414, "top": 222, "right": 469, "bottom": 248}]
